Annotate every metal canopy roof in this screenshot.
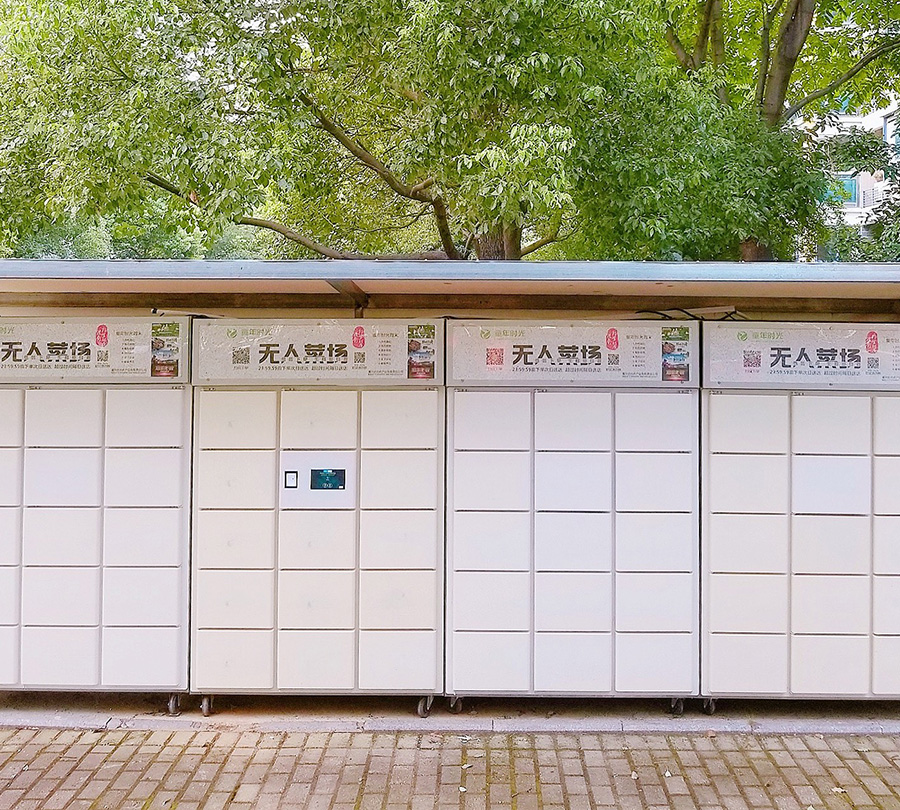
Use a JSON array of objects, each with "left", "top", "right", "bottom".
[{"left": 1, "top": 260, "right": 899, "bottom": 313}]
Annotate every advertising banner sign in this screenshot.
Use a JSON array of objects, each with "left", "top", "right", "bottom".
[
  {"left": 193, "top": 319, "right": 443, "bottom": 385},
  {"left": 448, "top": 320, "right": 698, "bottom": 387},
  {"left": 705, "top": 322, "right": 900, "bottom": 389},
  {"left": 0, "top": 317, "right": 189, "bottom": 383}
]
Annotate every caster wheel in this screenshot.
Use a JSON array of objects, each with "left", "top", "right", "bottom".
[
  {"left": 448, "top": 697, "right": 464, "bottom": 714},
  {"left": 416, "top": 696, "right": 434, "bottom": 718},
  {"left": 201, "top": 696, "right": 214, "bottom": 717},
  {"left": 670, "top": 697, "right": 684, "bottom": 717},
  {"left": 702, "top": 698, "right": 717, "bottom": 716},
  {"left": 167, "top": 693, "right": 181, "bottom": 717}
]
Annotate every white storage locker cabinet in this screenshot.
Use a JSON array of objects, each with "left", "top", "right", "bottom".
[
  {"left": 0, "top": 317, "right": 191, "bottom": 706},
  {"left": 191, "top": 319, "right": 444, "bottom": 711},
  {"left": 447, "top": 321, "right": 700, "bottom": 704},
  {"left": 704, "top": 321, "right": 900, "bottom": 700}
]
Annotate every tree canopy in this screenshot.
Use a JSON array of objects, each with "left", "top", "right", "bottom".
[{"left": 0, "top": 0, "right": 897, "bottom": 261}]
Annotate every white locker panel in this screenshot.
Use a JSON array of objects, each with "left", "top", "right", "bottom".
[
  {"left": 708, "top": 394, "right": 789, "bottom": 454},
  {"left": 453, "top": 391, "right": 532, "bottom": 450},
  {"left": 361, "top": 390, "right": 438, "bottom": 449},
  {"left": 360, "top": 511, "right": 437, "bottom": 570},
  {"left": 195, "top": 570, "right": 275, "bottom": 629},
  {"left": 24, "top": 389, "right": 104, "bottom": 447},
  {"left": 792, "top": 456, "right": 871, "bottom": 515},
  {"left": 2, "top": 383, "right": 189, "bottom": 693},
  {"left": 360, "top": 451, "right": 437, "bottom": 510},
  {"left": 195, "top": 510, "right": 275, "bottom": 570},
  {"left": 104, "top": 509, "right": 182, "bottom": 568},
  {"left": 534, "top": 392, "right": 611, "bottom": 451},
  {"left": 874, "top": 457, "right": 900, "bottom": 515},
  {"left": 615, "top": 393, "right": 694, "bottom": 452},
  {"left": 449, "top": 385, "right": 699, "bottom": 697},
  {"left": 278, "top": 631, "right": 355, "bottom": 689},
  {"left": 535, "top": 512, "right": 611, "bottom": 572},
  {"left": 21, "top": 628, "right": 100, "bottom": 686},
  {"left": 615, "top": 454, "right": 694, "bottom": 513},
  {"left": 22, "top": 568, "right": 100, "bottom": 626},
  {"left": 193, "top": 384, "right": 443, "bottom": 695},
  {"left": 359, "top": 571, "right": 436, "bottom": 629},
  {"left": 280, "top": 510, "right": 356, "bottom": 569},
  {"left": 0, "top": 627, "right": 17, "bottom": 684},
  {"left": 534, "top": 452, "right": 611, "bottom": 512},
  {"left": 24, "top": 448, "right": 103, "bottom": 507},
  {"left": 454, "top": 512, "right": 531, "bottom": 571},
  {"left": 616, "top": 573, "right": 693, "bottom": 632},
  {"left": 105, "top": 389, "right": 184, "bottom": 448},
  {"left": 534, "top": 634, "right": 611, "bottom": 693},
  {"left": 874, "top": 396, "right": 900, "bottom": 454},
  {"left": 359, "top": 631, "right": 438, "bottom": 690},
  {"left": 874, "top": 517, "right": 900, "bottom": 573},
  {"left": 102, "top": 568, "right": 181, "bottom": 626},
  {"left": 706, "top": 635, "right": 788, "bottom": 694},
  {"left": 704, "top": 389, "right": 900, "bottom": 699},
  {"left": 22, "top": 508, "right": 102, "bottom": 567},
  {"left": 873, "top": 636, "right": 900, "bottom": 694},
  {"left": 707, "top": 515, "right": 788, "bottom": 574},
  {"left": 708, "top": 454, "right": 789, "bottom": 514},
  {"left": 0, "top": 390, "right": 24, "bottom": 446},
  {"left": 193, "top": 630, "right": 275, "bottom": 690},
  {"left": 535, "top": 573, "right": 611, "bottom": 632},
  {"left": 105, "top": 449, "right": 184, "bottom": 507},
  {"left": 281, "top": 390, "right": 357, "bottom": 449},
  {"left": 791, "top": 635, "right": 869, "bottom": 695},
  {"left": 616, "top": 513, "right": 694, "bottom": 573},
  {"left": 873, "top": 577, "right": 900, "bottom": 634},
  {"left": 453, "top": 452, "right": 531, "bottom": 512},
  {"left": 278, "top": 570, "right": 355, "bottom": 629},
  {"left": 453, "top": 573, "right": 530, "bottom": 631},
  {"left": 452, "top": 633, "right": 531, "bottom": 692},
  {"left": 0, "top": 449, "right": 22, "bottom": 506},
  {"left": 196, "top": 450, "right": 276, "bottom": 510},
  {"left": 0, "top": 509, "right": 20, "bottom": 565},
  {"left": 199, "top": 390, "right": 277, "bottom": 449},
  {"left": 102, "top": 628, "right": 182, "bottom": 687},
  {"left": 707, "top": 574, "right": 788, "bottom": 633},
  {"left": 792, "top": 396, "right": 871, "bottom": 455},
  {"left": 792, "top": 515, "right": 870, "bottom": 574},
  {"left": 616, "top": 634, "right": 694, "bottom": 693},
  {"left": 0, "top": 567, "right": 19, "bottom": 624}
]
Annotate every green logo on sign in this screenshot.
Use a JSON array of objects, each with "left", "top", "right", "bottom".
[
  {"left": 480, "top": 329, "right": 491, "bottom": 339},
  {"left": 226, "top": 328, "right": 237, "bottom": 339},
  {"left": 737, "top": 331, "right": 748, "bottom": 341}
]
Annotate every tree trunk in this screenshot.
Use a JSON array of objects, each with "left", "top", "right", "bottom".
[
  {"left": 740, "top": 237, "right": 774, "bottom": 261},
  {"left": 474, "top": 224, "right": 523, "bottom": 260}
]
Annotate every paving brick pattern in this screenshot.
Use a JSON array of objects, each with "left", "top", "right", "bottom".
[{"left": 2, "top": 728, "right": 900, "bottom": 810}]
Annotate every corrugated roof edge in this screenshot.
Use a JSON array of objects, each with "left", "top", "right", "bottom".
[{"left": 1, "top": 259, "right": 900, "bottom": 282}]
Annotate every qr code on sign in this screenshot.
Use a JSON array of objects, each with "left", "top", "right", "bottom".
[
  {"left": 486, "top": 347, "right": 504, "bottom": 366},
  {"left": 607, "top": 354, "right": 619, "bottom": 366},
  {"left": 868, "top": 357, "right": 879, "bottom": 370},
  {"left": 97, "top": 350, "right": 109, "bottom": 363},
  {"left": 743, "top": 350, "right": 761, "bottom": 368},
  {"left": 232, "top": 347, "right": 250, "bottom": 365},
  {"left": 354, "top": 352, "right": 366, "bottom": 364}
]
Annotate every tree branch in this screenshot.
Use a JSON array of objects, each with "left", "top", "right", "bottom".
[
  {"left": 666, "top": 25, "right": 695, "bottom": 71},
  {"left": 761, "top": 0, "right": 816, "bottom": 125},
  {"left": 709, "top": 0, "right": 730, "bottom": 105},
  {"left": 145, "top": 171, "right": 447, "bottom": 260},
  {"left": 520, "top": 227, "right": 562, "bottom": 257},
  {"left": 781, "top": 37, "right": 900, "bottom": 121},
  {"left": 296, "top": 89, "right": 460, "bottom": 259},
  {"left": 692, "top": 0, "right": 716, "bottom": 68}
]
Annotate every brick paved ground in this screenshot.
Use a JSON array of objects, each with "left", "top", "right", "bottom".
[{"left": 2, "top": 728, "right": 900, "bottom": 810}]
